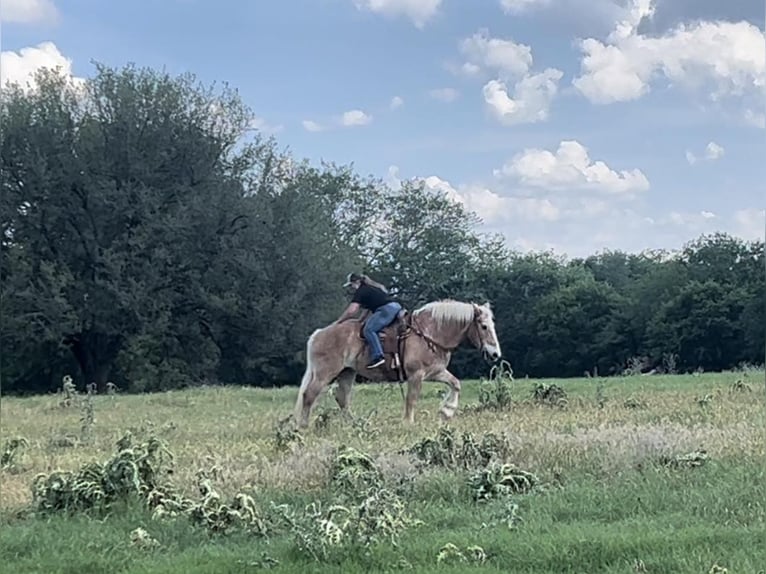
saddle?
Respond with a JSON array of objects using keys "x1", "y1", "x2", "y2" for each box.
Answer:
[{"x1": 357, "y1": 309, "x2": 412, "y2": 381}]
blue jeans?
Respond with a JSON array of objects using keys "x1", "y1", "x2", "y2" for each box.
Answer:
[{"x1": 363, "y1": 302, "x2": 402, "y2": 360}]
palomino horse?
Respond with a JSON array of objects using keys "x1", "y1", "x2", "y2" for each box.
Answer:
[{"x1": 294, "y1": 299, "x2": 502, "y2": 428}]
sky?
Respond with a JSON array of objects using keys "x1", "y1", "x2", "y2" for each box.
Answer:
[{"x1": 1, "y1": 0, "x2": 764, "y2": 257}]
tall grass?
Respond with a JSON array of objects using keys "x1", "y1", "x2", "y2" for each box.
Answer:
[{"x1": 1, "y1": 370, "x2": 764, "y2": 573}]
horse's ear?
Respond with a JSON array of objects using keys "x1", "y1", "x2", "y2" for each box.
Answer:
[{"x1": 483, "y1": 301, "x2": 491, "y2": 309}]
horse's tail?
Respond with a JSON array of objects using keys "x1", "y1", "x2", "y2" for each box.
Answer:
[{"x1": 294, "y1": 328, "x2": 321, "y2": 423}]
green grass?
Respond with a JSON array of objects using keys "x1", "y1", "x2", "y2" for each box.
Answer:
[{"x1": 1, "y1": 370, "x2": 765, "y2": 573}]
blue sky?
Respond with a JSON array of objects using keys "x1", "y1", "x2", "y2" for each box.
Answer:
[{"x1": 1, "y1": 0, "x2": 764, "y2": 256}]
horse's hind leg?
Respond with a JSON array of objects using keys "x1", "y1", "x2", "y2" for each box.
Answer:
[
  {"x1": 294, "y1": 336, "x2": 345, "y2": 428},
  {"x1": 295, "y1": 363, "x2": 337, "y2": 428},
  {"x1": 333, "y1": 369, "x2": 356, "y2": 415}
]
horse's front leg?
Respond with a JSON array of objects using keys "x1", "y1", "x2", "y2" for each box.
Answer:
[
  {"x1": 432, "y1": 369, "x2": 461, "y2": 420},
  {"x1": 404, "y1": 370, "x2": 424, "y2": 424}
]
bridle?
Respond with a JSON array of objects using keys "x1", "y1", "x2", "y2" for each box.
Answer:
[{"x1": 408, "y1": 306, "x2": 485, "y2": 356}]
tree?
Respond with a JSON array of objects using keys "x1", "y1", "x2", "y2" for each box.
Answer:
[
  {"x1": 646, "y1": 280, "x2": 748, "y2": 372},
  {"x1": 1, "y1": 64, "x2": 265, "y2": 391},
  {"x1": 366, "y1": 179, "x2": 507, "y2": 307}
]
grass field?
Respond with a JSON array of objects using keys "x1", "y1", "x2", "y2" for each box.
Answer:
[{"x1": 1, "y1": 369, "x2": 765, "y2": 574}]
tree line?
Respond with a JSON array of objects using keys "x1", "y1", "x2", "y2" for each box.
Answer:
[{"x1": 1, "y1": 64, "x2": 763, "y2": 395}]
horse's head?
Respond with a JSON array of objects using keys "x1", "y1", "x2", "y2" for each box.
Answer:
[{"x1": 467, "y1": 302, "x2": 502, "y2": 363}]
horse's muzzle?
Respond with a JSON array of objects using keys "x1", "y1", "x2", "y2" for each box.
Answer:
[{"x1": 483, "y1": 349, "x2": 501, "y2": 363}]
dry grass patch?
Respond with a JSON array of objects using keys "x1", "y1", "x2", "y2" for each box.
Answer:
[{"x1": 1, "y1": 372, "x2": 764, "y2": 512}]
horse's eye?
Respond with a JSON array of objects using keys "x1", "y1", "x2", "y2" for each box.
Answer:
[{"x1": 481, "y1": 324, "x2": 488, "y2": 330}]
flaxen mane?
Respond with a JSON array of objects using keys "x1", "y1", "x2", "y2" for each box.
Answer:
[{"x1": 413, "y1": 300, "x2": 477, "y2": 329}]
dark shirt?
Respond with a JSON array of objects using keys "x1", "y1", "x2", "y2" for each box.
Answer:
[{"x1": 352, "y1": 284, "x2": 392, "y2": 312}]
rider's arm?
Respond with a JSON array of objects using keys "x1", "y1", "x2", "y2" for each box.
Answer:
[{"x1": 336, "y1": 302, "x2": 361, "y2": 324}]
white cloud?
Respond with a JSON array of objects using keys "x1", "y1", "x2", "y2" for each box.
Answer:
[
  {"x1": 453, "y1": 29, "x2": 564, "y2": 126},
  {"x1": 390, "y1": 164, "x2": 757, "y2": 257},
  {"x1": 249, "y1": 116, "x2": 283, "y2": 135},
  {"x1": 499, "y1": 0, "x2": 549, "y2": 14},
  {"x1": 0, "y1": 41, "x2": 82, "y2": 91},
  {"x1": 428, "y1": 87, "x2": 459, "y2": 102},
  {"x1": 421, "y1": 175, "x2": 560, "y2": 224},
  {"x1": 483, "y1": 69, "x2": 563, "y2": 125},
  {"x1": 665, "y1": 210, "x2": 720, "y2": 228},
  {"x1": 573, "y1": 0, "x2": 765, "y2": 117},
  {"x1": 353, "y1": 0, "x2": 442, "y2": 28},
  {"x1": 389, "y1": 95, "x2": 404, "y2": 109},
  {"x1": 302, "y1": 119, "x2": 324, "y2": 132},
  {"x1": 386, "y1": 165, "x2": 402, "y2": 189},
  {"x1": 340, "y1": 109, "x2": 373, "y2": 126},
  {"x1": 495, "y1": 140, "x2": 650, "y2": 194},
  {"x1": 302, "y1": 110, "x2": 373, "y2": 131},
  {"x1": 744, "y1": 109, "x2": 765, "y2": 128},
  {"x1": 0, "y1": 0, "x2": 58, "y2": 24},
  {"x1": 458, "y1": 30, "x2": 533, "y2": 78},
  {"x1": 732, "y1": 208, "x2": 765, "y2": 241},
  {"x1": 705, "y1": 142, "x2": 725, "y2": 160},
  {"x1": 686, "y1": 141, "x2": 725, "y2": 164}
]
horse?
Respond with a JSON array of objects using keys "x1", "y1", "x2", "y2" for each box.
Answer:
[{"x1": 294, "y1": 299, "x2": 502, "y2": 428}]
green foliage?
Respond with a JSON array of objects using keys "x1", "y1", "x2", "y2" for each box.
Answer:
[
  {"x1": 406, "y1": 428, "x2": 510, "y2": 471},
  {"x1": 329, "y1": 445, "x2": 383, "y2": 494},
  {"x1": 54, "y1": 375, "x2": 79, "y2": 408},
  {"x1": 532, "y1": 383, "x2": 568, "y2": 408},
  {"x1": 1, "y1": 59, "x2": 763, "y2": 394},
  {"x1": 2, "y1": 376, "x2": 765, "y2": 572},
  {"x1": 660, "y1": 450, "x2": 709, "y2": 469},
  {"x1": 474, "y1": 360, "x2": 514, "y2": 412},
  {"x1": 29, "y1": 431, "x2": 174, "y2": 515},
  {"x1": 270, "y1": 489, "x2": 421, "y2": 562},
  {"x1": 263, "y1": 445, "x2": 421, "y2": 562},
  {"x1": 1, "y1": 437, "x2": 29, "y2": 473},
  {"x1": 623, "y1": 397, "x2": 647, "y2": 410},
  {"x1": 436, "y1": 543, "x2": 488, "y2": 565},
  {"x1": 272, "y1": 416, "x2": 304, "y2": 453},
  {"x1": 467, "y1": 462, "x2": 538, "y2": 501}
]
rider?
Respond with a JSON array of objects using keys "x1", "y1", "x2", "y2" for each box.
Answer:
[{"x1": 335, "y1": 272, "x2": 402, "y2": 369}]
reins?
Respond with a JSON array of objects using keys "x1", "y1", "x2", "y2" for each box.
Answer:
[{"x1": 407, "y1": 310, "x2": 476, "y2": 355}]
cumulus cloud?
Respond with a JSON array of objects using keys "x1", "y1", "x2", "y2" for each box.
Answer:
[
  {"x1": 302, "y1": 109, "x2": 373, "y2": 131},
  {"x1": 453, "y1": 29, "x2": 564, "y2": 126},
  {"x1": 572, "y1": 0, "x2": 765, "y2": 122},
  {"x1": 420, "y1": 175, "x2": 561, "y2": 224},
  {"x1": 0, "y1": 41, "x2": 83, "y2": 91},
  {"x1": 458, "y1": 30, "x2": 533, "y2": 78},
  {"x1": 302, "y1": 120, "x2": 324, "y2": 132},
  {"x1": 353, "y1": 0, "x2": 442, "y2": 28},
  {"x1": 389, "y1": 95, "x2": 404, "y2": 109},
  {"x1": 249, "y1": 116, "x2": 283, "y2": 135},
  {"x1": 499, "y1": 0, "x2": 550, "y2": 14},
  {"x1": 428, "y1": 87, "x2": 459, "y2": 102},
  {"x1": 1, "y1": 0, "x2": 58, "y2": 24},
  {"x1": 483, "y1": 69, "x2": 563, "y2": 125},
  {"x1": 732, "y1": 208, "x2": 765, "y2": 241},
  {"x1": 686, "y1": 141, "x2": 725, "y2": 164},
  {"x1": 340, "y1": 109, "x2": 373, "y2": 126},
  {"x1": 495, "y1": 140, "x2": 650, "y2": 194},
  {"x1": 390, "y1": 160, "x2": 753, "y2": 257},
  {"x1": 388, "y1": 167, "x2": 560, "y2": 225}
]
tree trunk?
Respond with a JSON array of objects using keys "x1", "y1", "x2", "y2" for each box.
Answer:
[{"x1": 64, "y1": 331, "x2": 120, "y2": 391}]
